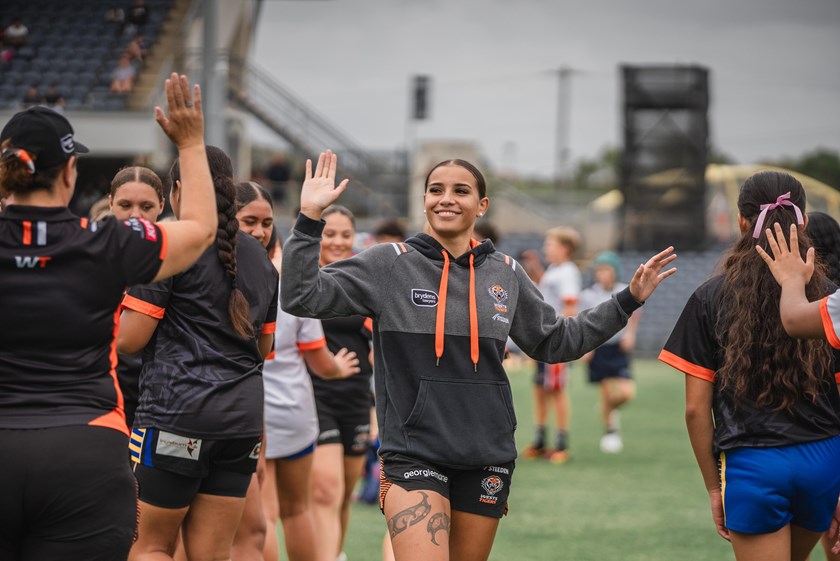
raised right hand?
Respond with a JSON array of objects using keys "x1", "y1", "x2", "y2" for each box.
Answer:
[
  {"x1": 299, "y1": 150, "x2": 349, "y2": 221},
  {"x1": 154, "y1": 73, "x2": 204, "y2": 150}
]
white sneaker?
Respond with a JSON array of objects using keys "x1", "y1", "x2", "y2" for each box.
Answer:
[{"x1": 599, "y1": 432, "x2": 623, "y2": 454}]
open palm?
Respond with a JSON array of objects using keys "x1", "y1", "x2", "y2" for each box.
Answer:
[
  {"x1": 628, "y1": 246, "x2": 677, "y2": 302},
  {"x1": 299, "y1": 150, "x2": 349, "y2": 220}
]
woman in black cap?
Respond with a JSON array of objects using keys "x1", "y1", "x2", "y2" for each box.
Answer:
[{"x1": 0, "y1": 73, "x2": 217, "y2": 561}]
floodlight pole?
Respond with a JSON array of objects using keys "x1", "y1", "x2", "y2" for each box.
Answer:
[
  {"x1": 202, "y1": 0, "x2": 225, "y2": 150},
  {"x1": 554, "y1": 66, "x2": 577, "y2": 189}
]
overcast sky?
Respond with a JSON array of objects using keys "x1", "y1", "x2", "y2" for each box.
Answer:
[{"x1": 252, "y1": 0, "x2": 840, "y2": 178}]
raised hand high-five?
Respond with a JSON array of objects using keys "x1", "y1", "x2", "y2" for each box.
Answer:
[
  {"x1": 155, "y1": 73, "x2": 204, "y2": 150},
  {"x1": 300, "y1": 150, "x2": 349, "y2": 221},
  {"x1": 628, "y1": 246, "x2": 677, "y2": 303},
  {"x1": 755, "y1": 222, "x2": 815, "y2": 288},
  {"x1": 755, "y1": 222, "x2": 825, "y2": 339}
]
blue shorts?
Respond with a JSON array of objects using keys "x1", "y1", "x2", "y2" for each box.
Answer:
[
  {"x1": 588, "y1": 343, "x2": 631, "y2": 383},
  {"x1": 721, "y1": 435, "x2": 840, "y2": 534}
]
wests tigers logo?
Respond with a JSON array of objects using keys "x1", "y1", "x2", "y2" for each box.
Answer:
[
  {"x1": 481, "y1": 475, "x2": 503, "y2": 496},
  {"x1": 488, "y1": 285, "x2": 508, "y2": 313}
]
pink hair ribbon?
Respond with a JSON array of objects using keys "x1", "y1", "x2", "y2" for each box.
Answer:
[
  {"x1": 1, "y1": 147, "x2": 35, "y2": 175},
  {"x1": 752, "y1": 191, "x2": 804, "y2": 239}
]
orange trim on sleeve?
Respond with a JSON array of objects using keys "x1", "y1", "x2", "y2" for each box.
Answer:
[
  {"x1": 157, "y1": 223, "x2": 168, "y2": 262},
  {"x1": 88, "y1": 308, "x2": 129, "y2": 436},
  {"x1": 121, "y1": 294, "x2": 166, "y2": 319},
  {"x1": 658, "y1": 349, "x2": 715, "y2": 383},
  {"x1": 265, "y1": 350, "x2": 276, "y2": 360},
  {"x1": 820, "y1": 297, "x2": 840, "y2": 349},
  {"x1": 834, "y1": 372, "x2": 840, "y2": 384},
  {"x1": 80, "y1": 217, "x2": 89, "y2": 229},
  {"x1": 363, "y1": 317, "x2": 374, "y2": 333},
  {"x1": 21, "y1": 220, "x2": 31, "y2": 245},
  {"x1": 261, "y1": 321, "x2": 276, "y2": 335},
  {"x1": 298, "y1": 337, "x2": 327, "y2": 352}
]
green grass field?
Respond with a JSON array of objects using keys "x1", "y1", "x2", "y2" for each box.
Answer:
[{"x1": 277, "y1": 359, "x2": 830, "y2": 561}]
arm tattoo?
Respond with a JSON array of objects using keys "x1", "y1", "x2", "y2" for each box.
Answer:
[
  {"x1": 427, "y1": 512, "x2": 451, "y2": 546},
  {"x1": 387, "y1": 491, "x2": 432, "y2": 539}
]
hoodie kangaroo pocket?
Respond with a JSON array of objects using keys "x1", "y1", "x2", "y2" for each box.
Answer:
[{"x1": 404, "y1": 377, "x2": 517, "y2": 467}]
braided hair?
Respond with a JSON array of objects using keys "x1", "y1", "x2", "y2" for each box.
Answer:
[{"x1": 170, "y1": 146, "x2": 254, "y2": 338}]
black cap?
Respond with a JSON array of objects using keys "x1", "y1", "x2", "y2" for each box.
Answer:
[{"x1": 0, "y1": 106, "x2": 89, "y2": 170}]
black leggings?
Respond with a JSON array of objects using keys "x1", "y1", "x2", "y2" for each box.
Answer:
[{"x1": 0, "y1": 426, "x2": 137, "y2": 561}]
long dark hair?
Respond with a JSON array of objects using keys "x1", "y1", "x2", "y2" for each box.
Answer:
[
  {"x1": 110, "y1": 166, "x2": 165, "y2": 203},
  {"x1": 235, "y1": 181, "x2": 273, "y2": 212},
  {"x1": 716, "y1": 171, "x2": 832, "y2": 412},
  {"x1": 170, "y1": 146, "x2": 254, "y2": 339},
  {"x1": 807, "y1": 211, "x2": 840, "y2": 286}
]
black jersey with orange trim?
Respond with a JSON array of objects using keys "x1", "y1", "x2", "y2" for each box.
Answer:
[
  {"x1": 660, "y1": 275, "x2": 840, "y2": 453},
  {"x1": 309, "y1": 314, "x2": 373, "y2": 410},
  {"x1": 0, "y1": 206, "x2": 166, "y2": 434},
  {"x1": 124, "y1": 233, "x2": 278, "y2": 438}
]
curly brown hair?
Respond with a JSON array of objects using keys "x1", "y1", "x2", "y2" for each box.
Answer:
[{"x1": 716, "y1": 171, "x2": 833, "y2": 412}]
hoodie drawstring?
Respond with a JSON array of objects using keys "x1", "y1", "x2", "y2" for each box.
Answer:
[
  {"x1": 434, "y1": 251, "x2": 450, "y2": 366},
  {"x1": 434, "y1": 250, "x2": 479, "y2": 371},
  {"x1": 468, "y1": 253, "x2": 479, "y2": 371}
]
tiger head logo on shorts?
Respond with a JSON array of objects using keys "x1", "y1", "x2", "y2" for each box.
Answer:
[
  {"x1": 488, "y1": 285, "x2": 508, "y2": 313},
  {"x1": 481, "y1": 475, "x2": 503, "y2": 496}
]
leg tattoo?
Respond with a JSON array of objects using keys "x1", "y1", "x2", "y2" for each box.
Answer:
[
  {"x1": 387, "y1": 491, "x2": 432, "y2": 539},
  {"x1": 427, "y1": 512, "x2": 451, "y2": 546}
]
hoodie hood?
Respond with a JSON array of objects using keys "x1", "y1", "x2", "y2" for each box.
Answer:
[{"x1": 405, "y1": 232, "x2": 496, "y2": 267}]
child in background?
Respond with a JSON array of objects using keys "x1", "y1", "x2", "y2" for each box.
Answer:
[
  {"x1": 579, "y1": 252, "x2": 639, "y2": 453},
  {"x1": 523, "y1": 227, "x2": 581, "y2": 463}
]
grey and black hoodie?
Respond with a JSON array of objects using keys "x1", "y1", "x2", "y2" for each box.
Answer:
[{"x1": 282, "y1": 214, "x2": 642, "y2": 469}]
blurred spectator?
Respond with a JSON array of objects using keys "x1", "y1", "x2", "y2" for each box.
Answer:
[
  {"x1": 473, "y1": 221, "x2": 501, "y2": 245},
  {"x1": 4, "y1": 18, "x2": 28, "y2": 47},
  {"x1": 21, "y1": 84, "x2": 40, "y2": 108},
  {"x1": 127, "y1": 0, "x2": 149, "y2": 27},
  {"x1": 372, "y1": 219, "x2": 406, "y2": 244},
  {"x1": 125, "y1": 35, "x2": 146, "y2": 63},
  {"x1": 105, "y1": 5, "x2": 125, "y2": 25},
  {"x1": 1, "y1": 42, "x2": 15, "y2": 64},
  {"x1": 105, "y1": 5, "x2": 126, "y2": 34},
  {"x1": 110, "y1": 54, "x2": 137, "y2": 94},
  {"x1": 519, "y1": 249, "x2": 545, "y2": 284},
  {"x1": 43, "y1": 84, "x2": 65, "y2": 113},
  {"x1": 266, "y1": 153, "x2": 291, "y2": 204}
]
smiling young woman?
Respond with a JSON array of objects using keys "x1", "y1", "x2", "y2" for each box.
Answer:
[{"x1": 281, "y1": 150, "x2": 675, "y2": 561}]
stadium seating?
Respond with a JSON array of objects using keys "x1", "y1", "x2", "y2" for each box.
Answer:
[{"x1": 0, "y1": 0, "x2": 173, "y2": 110}]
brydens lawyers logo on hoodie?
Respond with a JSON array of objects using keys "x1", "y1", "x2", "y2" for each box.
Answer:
[{"x1": 412, "y1": 288, "x2": 438, "y2": 307}]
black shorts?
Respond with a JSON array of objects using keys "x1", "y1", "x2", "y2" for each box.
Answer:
[
  {"x1": 380, "y1": 453, "x2": 514, "y2": 519},
  {"x1": 131, "y1": 427, "x2": 260, "y2": 508},
  {"x1": 315, "y1": 400, "x2": 370, "y2": 456},
  {"x1": 0, "y1": 426, "x2": 137, "y2": 561},
  {"x1": 588, "y1": 344, "x2": 631, "y2": 384}
]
